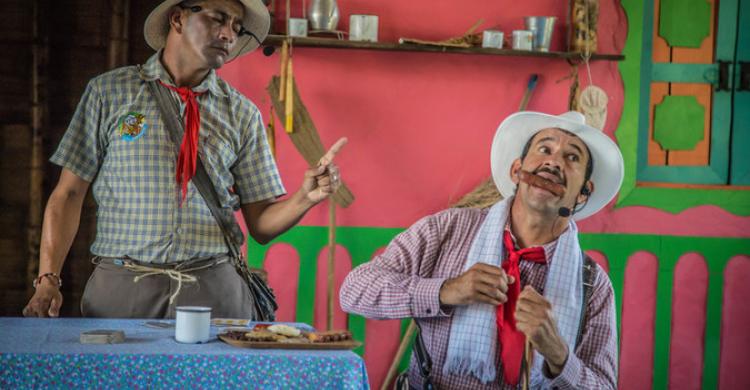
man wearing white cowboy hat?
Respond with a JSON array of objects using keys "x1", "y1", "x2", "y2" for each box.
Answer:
[
  {"x1": 24, "y1": 0, "x2": 347, "y2": 319},
  {"x1": 341, "y1": 111, "x2": 621, "y2": 389}
]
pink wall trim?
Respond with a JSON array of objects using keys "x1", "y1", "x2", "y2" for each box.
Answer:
[
  {"x1": 584, "y1": 250, "x2": 610, "y2": 273},
  {"x1": 313, "y1": 244, "x2": 352, "y2": 331},
  {"x1": 718, "y1": 256, "x2": 750, "y2": 390},
  {"x1": 264, "y1": 243, "x2": 301, "y2": 322},
  {"x1": 363, "y1": 319, "x2": 402, "y2": 390},
  {"x1": 618, "y1": 251, "x2": 658, "y2": 390},
  {"x1": 668, "y1": 254, "x2": 708, "y2": 390}
]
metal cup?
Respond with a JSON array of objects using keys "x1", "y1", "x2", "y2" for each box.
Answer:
[
  {"x1": 482, "y1": 30, "x2": 504, "y2": 49},
  {"x1": 512, "y1": 30, "x2": 534, "y2": 51},
  {"x1": 524, "y1": 16, "x2": 557, "y2": 52},
  {"x1": 349, "y1": 15, "x2": 379, "y2": 42},
  {"x1": 175, "y1": 306, "x2": 211, "y2": 344},
  {"x1": 288, "y1": 18, "x2": 308, "y2": 37}
]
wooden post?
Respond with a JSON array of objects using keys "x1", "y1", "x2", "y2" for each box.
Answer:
[
  {"x1": 108, "y1": 0, "x2": 130, "y2": 69},
  {"x1": 27, "y1": 0, "x2": 49, "y2": 296},
  {"x1": 326, "y1": 200, "x2": 336, "y2": 330},
  {"x1": 381, "y1": 320, "x2": 418, "y2": 390},
  {"x1": 285, "y1": 0, "x2": 291, "y2": 35}
]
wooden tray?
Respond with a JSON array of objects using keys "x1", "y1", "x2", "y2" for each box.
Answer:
[{"x1": 218, "y1": 334, "x2": 361, "y2": 350}]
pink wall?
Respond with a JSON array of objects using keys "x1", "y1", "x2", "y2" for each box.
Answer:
[
  {"x1": 221, "y1": 0, "x2": 750, "y2": 237},
  {"x1": 219, "y1": 0, "x2": 750, "y2": 388}
]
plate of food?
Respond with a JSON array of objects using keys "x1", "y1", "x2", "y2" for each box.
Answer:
[{"x1": 219, "y1": 324, "x2": 361, "y2": 350}]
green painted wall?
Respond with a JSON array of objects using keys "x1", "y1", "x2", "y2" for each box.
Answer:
[{"x1": 248, "y1": 225, "x2": 750, "y2": 390}]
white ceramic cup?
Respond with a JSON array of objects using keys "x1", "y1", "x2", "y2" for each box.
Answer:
[
  {"x1": 512, "y1": 30, "x2": 534, "y2": 51},
  {"x1": 482, "y1": 30, "x2": 504, "y2": 49},
  {"x1": 288, "y1": 18, "x2": 308, "y2": 37},
  {"x1": 349, "y1": 14, "x2": 378, "y2": 42},
  {"x1": 175, "y1": 306, "x2": 211, "y2": 343}
]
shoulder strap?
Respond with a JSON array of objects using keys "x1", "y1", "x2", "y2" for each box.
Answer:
[
  {"x1": 575, "y1": 255, "x2": 597, "y2": 347},
  {"x1": 413, "y1": 321, "x2": 434, "y2": 390},
  {"x1": 144, "y1": 77, "x2": 245, "y2": 258}
]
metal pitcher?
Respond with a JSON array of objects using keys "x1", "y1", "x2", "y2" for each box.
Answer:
[{"x1": 308, "y1": 0, "x2": 340, "y2": 31}]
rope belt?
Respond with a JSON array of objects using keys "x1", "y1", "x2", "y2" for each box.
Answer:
[{"x1": 98, "y1": 256, "x2": 229, "y2": 305}]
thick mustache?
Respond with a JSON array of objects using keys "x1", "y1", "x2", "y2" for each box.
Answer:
[{"x1": 534, "y1": 166, "x2": 565, "y2": 185}]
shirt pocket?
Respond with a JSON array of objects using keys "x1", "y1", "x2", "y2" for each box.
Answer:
[{"x1": 104, "y1": 104, "x2": 176, "y2": 183}]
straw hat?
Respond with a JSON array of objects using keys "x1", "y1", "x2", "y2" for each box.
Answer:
[
  {"x1": 144, "y1": 0, "x2": 270, "y2": 58},
  {"x1": 490, "y1": 111, "x2": 624, "y2": 220}
]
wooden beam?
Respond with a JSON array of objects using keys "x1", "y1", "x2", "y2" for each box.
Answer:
[
  {"x1": 27, "y1": 0, "x2": 48, "y2": 298},
  {"x1": 264, "y1": 35, "x2": 625, "y2": 61},
  {"x1": 267, "y1": 76, "x2": 355, "y2": 207}
]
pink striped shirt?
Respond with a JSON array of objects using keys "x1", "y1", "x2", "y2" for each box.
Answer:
[{"x1": 340, "y1": 208, "x2": 617, "y2": 389}]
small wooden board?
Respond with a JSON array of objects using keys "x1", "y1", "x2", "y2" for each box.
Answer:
[
  {"x1": 80, "y1": 329, "x2": 125, "y2": 344},
  {"x1": 218, "y1": 334, "x2": 361, "y2": 350}
]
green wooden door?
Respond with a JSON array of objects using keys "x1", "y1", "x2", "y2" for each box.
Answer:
[
  {"x1": 730, "y1": 0, "x2": 750, "y2": 185},
  {"x1": 638, "y1": 0, "x2": 738, "y2": 185}
]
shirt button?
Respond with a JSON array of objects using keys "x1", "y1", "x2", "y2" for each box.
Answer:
[
  {"x1": 176, "y1": 227, "x2": 183, "y2": 234},
  {"x1": 426, "y1": 308, "x2": 432, "y2": 314}
]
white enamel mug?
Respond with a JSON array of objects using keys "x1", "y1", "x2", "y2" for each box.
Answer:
[{"x1": 175, "y1": 306, "x2": 211, "y2": 343}]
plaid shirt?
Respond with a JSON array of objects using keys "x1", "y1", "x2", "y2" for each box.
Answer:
[
  {"x1": 51, "y1": 52, "x2": 285, "y2": 263},
  {"x1": 340, "y1": 208, "x2": 618, "y2": 389}
]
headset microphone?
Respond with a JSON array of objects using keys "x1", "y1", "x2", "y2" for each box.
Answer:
[
  {"x1": 558, "y1": 207, "x2": 572, "y2": 217},
  {"x1": 239, "y1": 27, "x2": 276, "y2": 57},
  {"x1": 262, "y1": 45, "x2": 276, "y2": 56}
]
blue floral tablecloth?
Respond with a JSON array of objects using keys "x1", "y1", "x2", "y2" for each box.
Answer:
[{"x1": 0, "y1": 318, "x2": 369, "y2": 389}]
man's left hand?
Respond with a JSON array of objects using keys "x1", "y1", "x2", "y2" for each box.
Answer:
[
  {"x1": 301, "y1": 137, "x2": 347, "y2": 205},
  {"x1": 515, "y1": 285, "x2": 569, "y2": 376}
]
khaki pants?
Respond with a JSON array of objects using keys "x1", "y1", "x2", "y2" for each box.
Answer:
[{"x1": 80, "y1": 256, "x2": 257, "y2": 319}]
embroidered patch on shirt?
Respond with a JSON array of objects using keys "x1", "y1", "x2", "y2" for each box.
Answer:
[{"x1": 119, "y1": 112, "x2": 148, "y2": 141}]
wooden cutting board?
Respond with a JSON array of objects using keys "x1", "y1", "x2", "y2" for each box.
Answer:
[{"x1": 218, "y1": 334, "x2": 361, "y2": 350}]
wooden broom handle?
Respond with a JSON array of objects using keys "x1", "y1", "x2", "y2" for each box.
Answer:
[{"x1": 326, "y1": 200, "x2": 336, "y2": 330}]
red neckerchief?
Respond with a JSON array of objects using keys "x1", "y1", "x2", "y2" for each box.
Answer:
[
  {"x1": 497, "y1": 230, "x2": 546, "y2": 385},
  {"x1": 159, "y1": 81, "x2": 205, "y2": 204}
]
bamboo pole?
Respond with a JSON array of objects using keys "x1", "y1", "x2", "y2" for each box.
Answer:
[
  {"x1": 279, "y1": 40, "x2": 289, "y2": 101},
  {"x1": 27, "y1": 0, "x2": 48, "y2": 296},
  {"x1": 284, "y1": 58, "x2": 294, "y2": 133},
  {"x1": 326, "y1": 200, "x2": 336, "y2": 330},
  {"x1": 381, "y1": 320, "x2": 418, "y2": 390},
  {"x1": 522, "y1": 339, "x2": 531, "y2": 390}
]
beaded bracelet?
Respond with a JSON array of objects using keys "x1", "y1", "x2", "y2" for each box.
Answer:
[{"x1": 32, "y1": 272, "x2": 62, "y2": 289}]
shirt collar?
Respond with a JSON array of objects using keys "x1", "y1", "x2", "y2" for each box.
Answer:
[
  {"x1": 139, "y1": 50, "x2": 227, "y2": 98},
  {"x1": 504, "y1": 223, "x2": 559, "y2": 264}
]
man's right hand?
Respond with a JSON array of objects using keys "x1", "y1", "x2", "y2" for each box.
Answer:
[
  {"x1": 22, "y1": 282, "x2": 63, "y2": 318},
  {"x1": 439, "y1": 263, "x2": 515, "y2": 306}
]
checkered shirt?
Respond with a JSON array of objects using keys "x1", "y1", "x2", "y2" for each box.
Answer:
[
  {"x1": 340, "y1": 208, "x2": 618, "y2": 389},
  {"x1": 50, "y1": 52, "x2": 286, "y2": 263}
]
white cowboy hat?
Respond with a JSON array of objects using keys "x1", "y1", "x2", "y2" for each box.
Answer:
[
  {"x1": 144, "y1": 0, "x2": 270, "y2": 58},
  {"x1": 490, "y1": 111, "x2": 624, "y2": 220}
]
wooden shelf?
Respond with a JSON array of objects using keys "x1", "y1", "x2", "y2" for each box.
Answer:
[{"x1": 265, "y1": 35, "x2": 625, "y2": 61}]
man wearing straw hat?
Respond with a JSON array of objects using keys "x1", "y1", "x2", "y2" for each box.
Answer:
[
  {"x1": 23, "y1": 0, "x2": 346, "y2": 319},
  {"x1": 341, "y1": 111, "x2": 620, "y2": 389}
]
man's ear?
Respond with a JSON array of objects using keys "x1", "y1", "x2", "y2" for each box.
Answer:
[
  {"x1": 168, "y1": 7, "x2": 185, "y2": 34},
  {"x1": 510, "y1": 159, "x2": 522, "y2": 185},
  {"x1": 577, "y1": 180, "x2": 594, "y2": 204}
]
